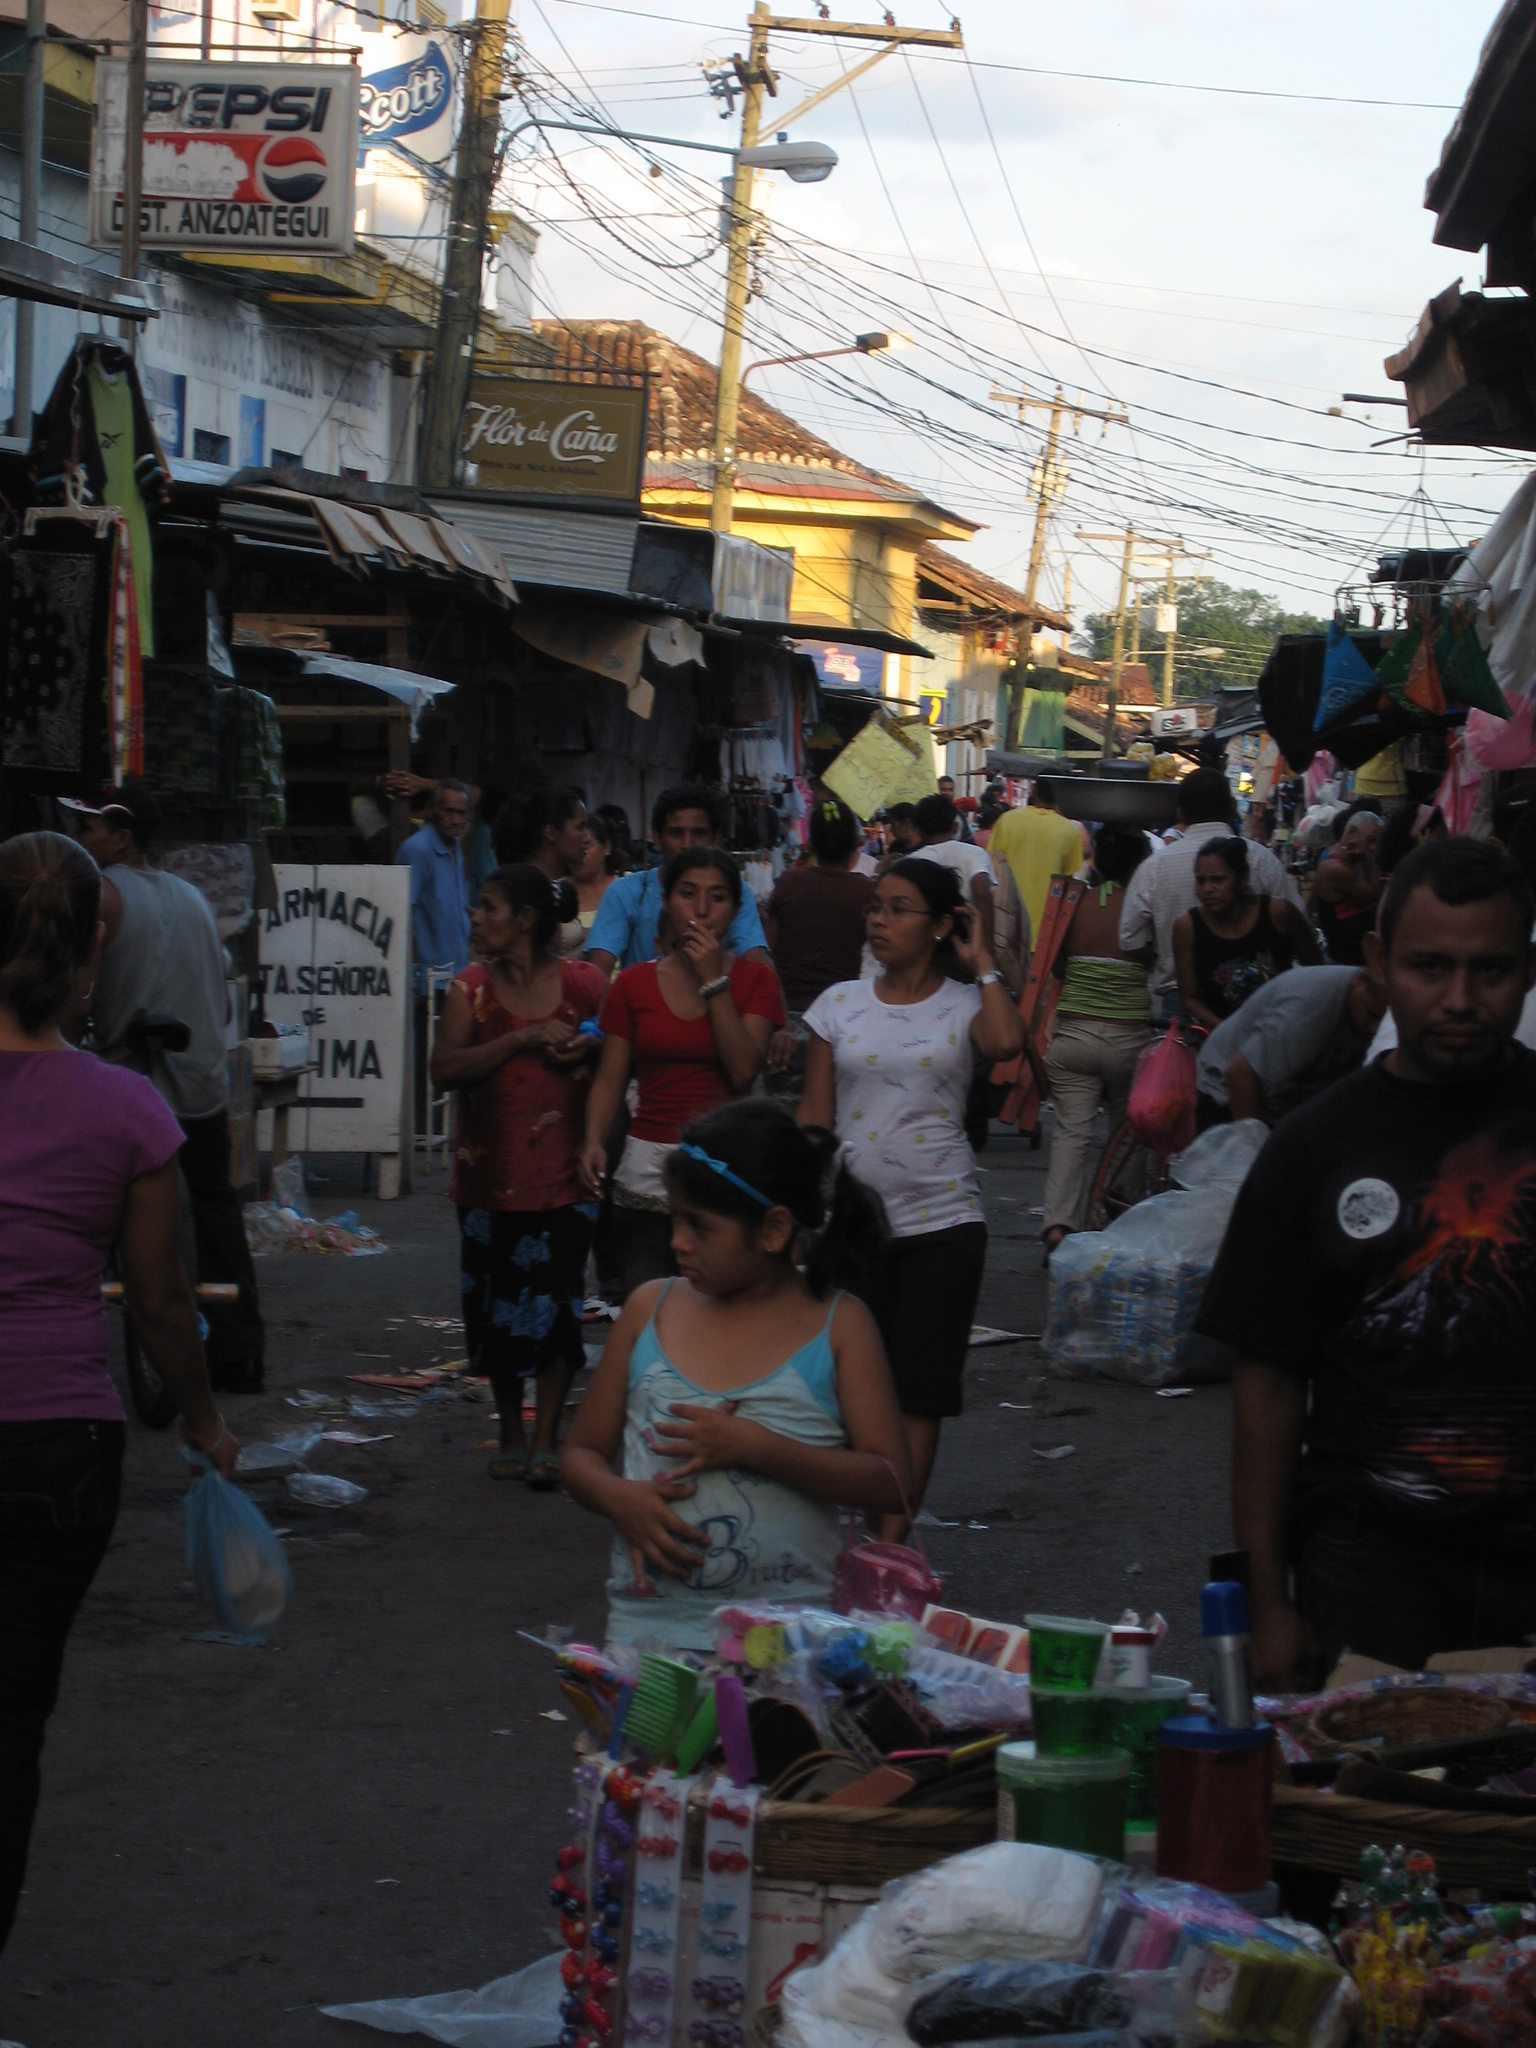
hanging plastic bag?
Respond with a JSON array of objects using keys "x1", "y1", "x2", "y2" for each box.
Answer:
[
  {"x1": 185, "y1": 1456, "x2": 292, "y2": 1643},
  {"x1": 1126, "y1": 1025, "x2": 1197, "y2": 1158},
  {"x1": 1314, "y1": 620, "x2": 1381, "y2": 730},
  {"x1": 1438, "y1": 619, "x2": 1510, "y2": 717}
]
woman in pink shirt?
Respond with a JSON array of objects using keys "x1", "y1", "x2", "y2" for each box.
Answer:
[{"x1": 0, "y1": 832, "x2": 236, "y2": 1954}]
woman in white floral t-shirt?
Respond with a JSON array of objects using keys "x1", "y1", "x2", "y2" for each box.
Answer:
[{"x1": 799, "y1": 858, "x2": 1024, "y2": 1534}]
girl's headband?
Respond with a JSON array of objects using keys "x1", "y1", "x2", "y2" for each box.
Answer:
[{"x1": 674, "y1": 1144, "x2": 804, "y2": 1233}]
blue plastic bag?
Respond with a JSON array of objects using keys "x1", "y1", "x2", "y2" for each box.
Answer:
[
  {"x1": 185, "y1": 1458, "x2": 292, "y2": 1643},
  {"x1": 1314, "y1": 618, "x2": 1381, "y2": 730}
]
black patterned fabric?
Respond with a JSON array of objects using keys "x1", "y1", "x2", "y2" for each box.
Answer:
[{"x1": 1, "y1": 527, "x2": 113, "y2": 788}]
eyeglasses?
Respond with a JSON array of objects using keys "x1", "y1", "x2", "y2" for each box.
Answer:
[{"x1": 864, "y1": 902, "x2": 933, "y2": 922}]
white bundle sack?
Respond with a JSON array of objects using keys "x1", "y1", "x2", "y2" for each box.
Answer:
[{"x1": 866, "y1": 1842, "x2": 1106, "y2": 1983}]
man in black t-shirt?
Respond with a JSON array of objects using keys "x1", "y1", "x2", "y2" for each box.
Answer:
[{"x1": 1198, "y1": 837, "x2": 1536, "y2": 1687}]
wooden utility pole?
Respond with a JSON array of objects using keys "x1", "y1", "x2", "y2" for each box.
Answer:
[
  {"x1": 119, "y1": 0, "x2": 147, "y2": 350},
  {"x1": 1076, "y1": 527, "x2": 1137, "y2": 761},
  {"x1": 12, "y1": 0, "x2": 45, "y2": 432},
  {"x1": 992, "y1": 385, "x2": 1125, "y2": 745},
  {"x1": 419, "y1": 0, "x2": 513, "y2": 491},
  {"x1": 1146, "y1": 538, "x2": 1212, "y2": 707},
  {"x1": 709, "y1": 9, "x2": 963, "y2": 536}
]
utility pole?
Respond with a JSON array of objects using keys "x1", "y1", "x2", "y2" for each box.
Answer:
[
  {"x1": 709, "y1": 9, "x2": 963, "y2": 536},
  {"x1": 1076, "y1": 527, "x2": 1138, "y2": 761},
  {"x1": 992, "y1": 385, "x2": 1126, "y2": 745},
  {"x1": 419, "y1": 0, "x2": 513, "y2": 491},
  {"x1": 119, "y1": 0, "x2": 147, "y2": 351},
  {"x1": 1145, "y1": 538, "x2": 1212, "y2": 707},
  {"x1": 12, "y1": 0, "x2": 44, "y2": 435}
]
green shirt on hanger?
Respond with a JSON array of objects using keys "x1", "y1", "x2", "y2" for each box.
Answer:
[{"x1": 87, "y1": 360, "x2": 156, "y2": 657}]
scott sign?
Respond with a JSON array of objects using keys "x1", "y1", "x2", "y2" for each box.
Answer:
[
  {"x1": 457, "y1": 377, "x2": 646, "y2": 501},
  {"x1": 90, "y1": 60, "x2": 359, "y2": 255},
  {"x1": 359, "y1": 43, "x2": 453, "y2": 148}
]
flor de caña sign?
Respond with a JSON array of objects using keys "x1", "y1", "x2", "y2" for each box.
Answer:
[
  {"x1": 457, "y1": 377, "x2": 646, "y2": 501},
  {"x1": 90, "y1": 60, "x2": 358, "y2": 256}
]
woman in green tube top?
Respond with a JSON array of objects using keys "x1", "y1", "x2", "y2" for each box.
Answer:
[{"x1": 1042, "y1": 825, "x2": 1157, "y2": 1256}]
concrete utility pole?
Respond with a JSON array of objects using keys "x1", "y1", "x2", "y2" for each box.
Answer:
[
  {"x1": 12, "y1": 0, "x2": 45, "y2": 435},
  {"x1": 709, "y1": 8, "x2": 963, "y2": 536},
  {"x1": 119, "y1": 0, "x2": 148, "y2": 350},
  {"x1": 1076, "y1": 527, "x2": 1138, "y2": 761},
  {"x1": 992, "y1": 384, "x2": 1126, "y2": 745},
  {"x1": 1145, "y1": 537, "x2": 1212, "y2": 707},
  {"x1": 419, "y1": 0, "x2": 513, "y2": 492}
]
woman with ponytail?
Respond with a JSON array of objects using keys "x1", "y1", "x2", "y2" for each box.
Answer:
[
  {"x1": 562, "y1": 1098, "x2": 909, "y2": 1648},
  {"x1": 0, "y1": 831, "x2": 236, "y2": 1953},
  {"x1": 432, "y1": 864, "x2": 608, "y2": 1486},
  {"x1": 799, "y1": 856, "x2": 1025, "y2": 1535}
]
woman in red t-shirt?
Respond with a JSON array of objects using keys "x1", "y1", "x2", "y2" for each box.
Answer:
[
  {"x1": 432, "y1": 866, "x2": 607, "y2": 1485},
  {"x1": 579, "y1": 849, "x2": 784, "y2": 1297}
]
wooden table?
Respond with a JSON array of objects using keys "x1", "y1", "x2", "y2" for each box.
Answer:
[{"x1": 253, "y1": 1065, "x2": 318, "y2": 1195}]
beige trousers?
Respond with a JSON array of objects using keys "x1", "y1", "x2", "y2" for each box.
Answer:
[{"x1": 1043, "y1": 1015, "x2": 1155, "y2": 1234}]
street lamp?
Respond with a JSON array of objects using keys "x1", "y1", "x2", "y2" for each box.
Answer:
[
  {"x1": 740, "y1": 330, "x2": 911, "y2": 388},
  {"x1": 737, "y1": 135, "x2": 838, "y2": 183}
]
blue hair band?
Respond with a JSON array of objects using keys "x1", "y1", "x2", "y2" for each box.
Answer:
[{"x1": 674, "y1": 1144, "x2": 804, "y2": 1233}]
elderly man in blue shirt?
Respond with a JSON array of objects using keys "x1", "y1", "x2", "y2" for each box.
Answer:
[
  {"x1": 397, "y1": 779, "x2": 474, "y2": 990},
  {"x1": 583, "y1": 783, "x2": 771, "y2": 974}
]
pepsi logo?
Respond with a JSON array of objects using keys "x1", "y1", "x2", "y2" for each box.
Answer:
[{"x1": 261, "y1": 136, "x2": 328, "y2": 204}]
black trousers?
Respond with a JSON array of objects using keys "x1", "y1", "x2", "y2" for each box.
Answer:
[
  {"x1": 177, "y1": 1107, "x2": 265, "y2": 1367},
  {"x1": 1295, "y1": 1500, "x2": 1536, "y2": 1675},
  {"x1": 0, "y1": 1419, "x2": 124, "y2": 1952}
]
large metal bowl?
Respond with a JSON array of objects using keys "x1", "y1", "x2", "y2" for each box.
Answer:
[{"x1": 1048, "y1": 777, "x2": 1181, "y2": 828}]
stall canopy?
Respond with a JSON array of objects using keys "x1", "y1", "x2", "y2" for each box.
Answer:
[{"x1": 0, "y1": 235, "x2": 157, "y2": 320}]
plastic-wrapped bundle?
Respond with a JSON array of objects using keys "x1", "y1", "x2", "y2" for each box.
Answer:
[
  {"x1": 906, "y1": 1963, "x2": 1130, "y2": 2042},
  {"x1": 870, "y1": 1844, "x2": 1106, "y2": 1984},
  {"x1": 1042, "y1": 1124, "x2": 1266, "y2": 1388}
]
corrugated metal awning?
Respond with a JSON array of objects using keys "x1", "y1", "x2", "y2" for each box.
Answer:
[{"x1": 429, "y1": 498, "x2": 639, "y2": 596}]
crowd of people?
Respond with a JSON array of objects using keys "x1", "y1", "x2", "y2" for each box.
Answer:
[{"x1": 3, "y1": 750, "x2": 1535, "y2": 1954}]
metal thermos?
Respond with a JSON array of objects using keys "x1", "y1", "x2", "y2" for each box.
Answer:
[{"x1": 1201, "y1": 1579, "x2": 1255, "y2": 1730}]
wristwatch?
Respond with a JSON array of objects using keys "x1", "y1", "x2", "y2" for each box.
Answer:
[
  {"x1": 976, "y1": 971, "x2": 1003, "y2": 988},
  {"x1": 698, "y1": 974, "x2": 731, "y2": 1001}
]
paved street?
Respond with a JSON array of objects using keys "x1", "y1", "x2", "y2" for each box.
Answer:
[{"x1": 2, "y1": 1122, "x2": 1230, "y2": 2046}]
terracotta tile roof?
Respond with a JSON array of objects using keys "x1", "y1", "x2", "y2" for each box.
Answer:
[
  {"x1": 916, "y1": 542, "x2": 1069, "y2": 631},
  {"x1": 532, "y1": 318, "x2": 900, "y2": 481}
]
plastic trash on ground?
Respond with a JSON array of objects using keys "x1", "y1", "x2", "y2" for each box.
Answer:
[
  {"x1": 243, "y1": 1200, "x2": 386, "y2": 1256},
  {"x1": 287, "y1": 1472, "x2": 368, "y2": 1508},
  {"x1": 1042, "y1": 1121, "x2": 1267, "y2": 1388},
  {"x1": 232, "y1": 1429, "x2": 322, "y2": 1475},
  {"x1": 320, "y1": 1948, "x2": 564, "y2": 2045},
  {"x1": 185, "y1": 1459, "x2": 292, "y2": 1642}
]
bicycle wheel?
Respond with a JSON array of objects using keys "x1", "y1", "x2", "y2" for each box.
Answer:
[
  {"x1": 124, "y1": 1314, "x2": 180, "y2": 1429},
  {"x1": 1087, "y1": 1120, "x2": 1167, "y2": 1232}
]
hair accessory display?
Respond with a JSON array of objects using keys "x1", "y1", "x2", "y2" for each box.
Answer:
[
  {"x1": 637, "y1": 1881, "x2": 676, "y2": 1911},
  {"x1": 627, "y1": 1969, "x2": 673, "y2": 2004},
  {"x1": 698, "y1": 1930, "x2": 745, "y2": 1961},
  {"x1": 691, "y1": 1977, "x2": 746, "y2": 2013}
]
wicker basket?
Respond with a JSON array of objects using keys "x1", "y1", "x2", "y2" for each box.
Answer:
[
  {"x1": 1273, "y1": 1781, "x2": 1536, "y2": 1895},
  {"x1": 1302, "y1": 1689, "x2": 1511, "y2": 1757},
  {"x1": 755, "y1": 1800, "x2": 995, "y2": 1885}
]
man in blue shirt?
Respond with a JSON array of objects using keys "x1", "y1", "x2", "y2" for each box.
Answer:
[
  {"x1": 584, "y1": 783, "x2": 771, "y2": 974},
  {"x1": 397, "y1": 779, "x2": 473, "y2": 988}
]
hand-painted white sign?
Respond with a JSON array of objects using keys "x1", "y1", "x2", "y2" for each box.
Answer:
[{"x1": 257, "y1": 865, "x2": 410, "y2": 1188}]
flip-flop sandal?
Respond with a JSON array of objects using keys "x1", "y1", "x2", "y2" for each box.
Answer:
[
  {"x1": 488, "y1": 1451, "x2": 531, "y2": 1480},
  {"x1": 526, "y1": 1451, "x2": 561, "y2": 1492}
]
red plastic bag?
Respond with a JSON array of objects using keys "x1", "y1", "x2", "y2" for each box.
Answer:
[{"x1": 1127, "y1": 1023, "x2": 1197, "y2": 1157}]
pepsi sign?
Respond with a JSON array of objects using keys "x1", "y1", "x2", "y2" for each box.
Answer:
[
  {"x1": 90, "y1": 59, "x2": 359, "y2": 255},
  {"x1": 359, "y1": 43, "x2": 453, "y2": 151}
]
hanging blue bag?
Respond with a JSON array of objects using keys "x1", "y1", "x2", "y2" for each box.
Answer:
[
  {"x1": 184, "y1": 1455, "x2": 292, "y2": 1643},
  {"x1": 1314, "y1": 618, "x2": 1382, "y2": 730}
]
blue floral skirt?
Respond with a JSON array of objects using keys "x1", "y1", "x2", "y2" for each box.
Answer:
[{"x1": 457, "y1": 1203, "x2": 597, "y2": 1385}]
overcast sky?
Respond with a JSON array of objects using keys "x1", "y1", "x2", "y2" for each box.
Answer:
[{"x1": 507, "y1": 0, "x2": 1524, "y2": 628}]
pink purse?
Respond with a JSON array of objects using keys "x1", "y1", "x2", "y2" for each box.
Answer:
[{"x1": 831, "y1": 1460, "x2": 944, "y2": 1620}]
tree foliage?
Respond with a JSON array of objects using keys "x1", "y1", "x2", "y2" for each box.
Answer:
[{"x1": 1074, "y1": 580, "x2": 1328, "y2": 701}]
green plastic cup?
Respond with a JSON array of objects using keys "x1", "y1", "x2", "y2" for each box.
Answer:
[
  {"x1": 1030, "y1": 1686, "x2": 1107, "y2": 1756},
  {"x1": 997, "y1": 1742, "x2": 1130, "y2": 1861},
  {"x1": 1025, "y1": 1614, "x2": 1108, "y2": 1692},
  {"x1": 1101, "y1": 1677, "x2": 1193, "y2": 1825}
]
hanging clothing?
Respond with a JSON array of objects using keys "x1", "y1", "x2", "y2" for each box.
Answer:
[{"x1": 27, "y1": 341, "x2": 168, "y2": 660}]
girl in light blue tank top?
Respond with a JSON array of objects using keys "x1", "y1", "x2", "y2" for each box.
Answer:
[{"x1": 561, "y1": 1100, "x2": 912, "y2": 1652}]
